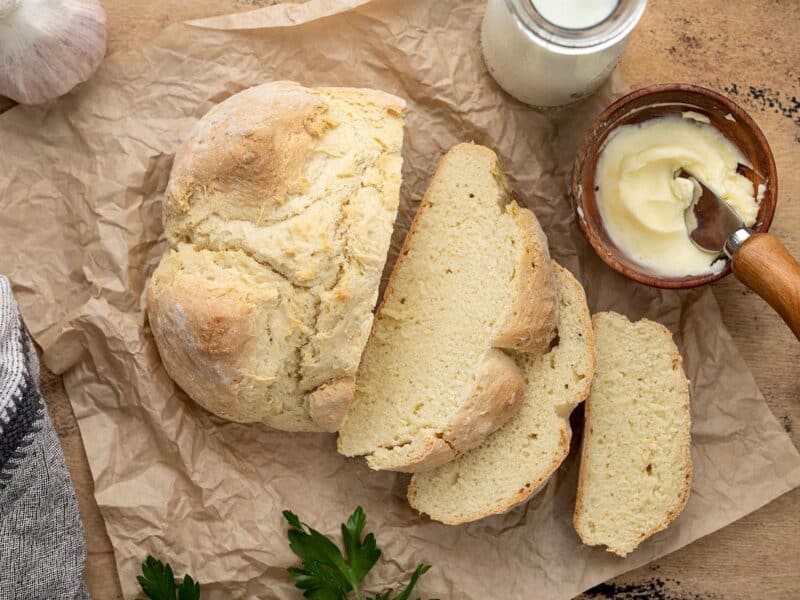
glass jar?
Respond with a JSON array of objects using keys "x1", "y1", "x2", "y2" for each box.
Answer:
[{"x1": 481, "y1": 0, "x2": 647, "y2": 107}]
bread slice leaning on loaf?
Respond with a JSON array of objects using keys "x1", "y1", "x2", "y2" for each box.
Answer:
[
  {"x1": 337, "y1": 143, "x2": 558, "y2": 472},
  {"x1": 147, "y1": 81, "x2": 405, "y2": 432},
  {"x1": 574, "y1": 312, "x2": 692, "y2": 557},
  {"x1": 407, "y1": 263, "x2": 595, "y2": 523}
]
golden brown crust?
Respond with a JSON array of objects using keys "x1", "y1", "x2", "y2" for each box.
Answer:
[
  {"x1": 163, "y1": 81, "x2": 325, "y2": 230},
  {"x1": 492, "y1": 202, "x2": 558, "y2": 354},
  {"x1": 308, "y1": 376, "x2": 355, "y2": 433},
  {"x1": 442, "y1": 350, "x2": 526, "y2": 454},
  {"x1": 377, "y1": 438, "x2": 454, "y2": 473},
  {"x1": 146, "y1": 257, "x2": 269, "y2": 423},
  {"x1": 573, "y1": 312, "x2": 692, "y2": 556}
]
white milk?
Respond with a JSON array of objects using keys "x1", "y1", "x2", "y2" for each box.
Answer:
[
  {"x1": 530, "y1": 0, "x2": 618, "y2": 29},
  {"x1": 481, "y1": 0, "x2": 647, "y2": 107}
]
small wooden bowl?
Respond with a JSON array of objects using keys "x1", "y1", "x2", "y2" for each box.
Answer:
[{"x1": 571, "y1": 84, "x2": 778, "y2": 288}]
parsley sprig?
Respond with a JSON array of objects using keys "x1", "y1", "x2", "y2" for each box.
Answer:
[
  {"x1": 137, "y1": 507, "x2": 434, "y2": 600},
  {"x1": 284, "y1": 507, "x2": 433, "y2": 600},
  {"x1": 137, "y1": 556, "x2": 200, "y2": 600}
]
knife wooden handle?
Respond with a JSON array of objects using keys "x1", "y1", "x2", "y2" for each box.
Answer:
[{"x1": 732, "y1": 232, "x2": 800, "y2": 340}]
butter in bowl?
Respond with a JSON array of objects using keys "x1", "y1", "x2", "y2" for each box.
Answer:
[{"x1": 572, "y1": 84, "x2": 800, "y2": 339}]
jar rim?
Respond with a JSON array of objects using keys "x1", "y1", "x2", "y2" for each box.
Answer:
[{"x1": 503, "y1": 0, "x2": 648, "y2": 55}]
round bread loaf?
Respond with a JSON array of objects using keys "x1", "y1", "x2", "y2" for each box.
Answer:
[{"x1": 147, "y1": 81, "x2": 405, "y2": 432}]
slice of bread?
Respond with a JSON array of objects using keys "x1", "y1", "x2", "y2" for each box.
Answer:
[
  {"x1": 407, "y1": 263, "x2": 596, "y2": 523},
  {"x1": 573, "y1": 312, "x2": 692, "y2": 557},
  {"x1": 337, "y1": 143, "x2": 558, "y2": 472}
]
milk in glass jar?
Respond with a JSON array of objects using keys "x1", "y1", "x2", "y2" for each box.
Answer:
[{"x1": 481, "y1": 0, "x2": 647, "y2": 107}]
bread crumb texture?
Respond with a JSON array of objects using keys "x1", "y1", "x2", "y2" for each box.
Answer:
[
  {"x1": 147, "y1": 81, "x2": 405, "y2": 431},
  {"x1": 407, "y1": 264, "x2": 595, "y2": 523},
  {"x1": 337, "y1": 143, "x2": 558, "y2": 471},
  {"x1": 573, "y1": 311, "x2": 692, "y2": 556}
]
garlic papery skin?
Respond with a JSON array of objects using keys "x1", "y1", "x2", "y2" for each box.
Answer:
[{"x1": 0, "y1": 0, "x2": 107, "y2": 104}]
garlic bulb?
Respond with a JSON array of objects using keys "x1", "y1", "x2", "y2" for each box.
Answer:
[{"x1": 0, "y1": 0, "x2": 107, "y2": 104}]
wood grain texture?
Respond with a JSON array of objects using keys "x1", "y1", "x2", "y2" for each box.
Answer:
[
  {"x1": 28, "y1": 0, "x2": 800, "y2": 599},
  {"x1": 733, "y1": 233, "x2": 800, "y2": 340}
]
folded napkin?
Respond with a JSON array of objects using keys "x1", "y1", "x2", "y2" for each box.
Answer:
[{"x1": 0, "y1": 276, "x2": 90, "y2": 600}]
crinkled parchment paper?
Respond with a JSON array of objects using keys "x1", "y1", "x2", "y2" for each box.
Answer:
[{"x1": 0, "y1": 1, "x2": 798, "y2": 598}]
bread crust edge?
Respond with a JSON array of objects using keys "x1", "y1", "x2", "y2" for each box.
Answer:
[{"x1": 493, "y1": 205, "x2": 558, "y2": 355}]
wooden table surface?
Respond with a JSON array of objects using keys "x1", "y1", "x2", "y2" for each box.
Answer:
[{"x1": 21, "y1": 0, "x2": 800, "y2": 598}]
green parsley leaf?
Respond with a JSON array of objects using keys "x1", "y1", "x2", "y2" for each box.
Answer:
[
  {"x1": 177, "y1": 574, "x2": 201, "y2": 600},
  {"x1": 288, "y1": 561, "x2": 351, "y2": 600},
  {"x1": 284, "y1": 509, "x2": 359, "y2": 598},
  {"x1": 392, "y1": 564, "x2": 431, "y2": 600},
  {"x1": 341, "y1": 507, "x2": 381, "y2": 584},
  {"x1": 137, "y1": 556, "x2": 177, "y2": 600},
  {"x1": 136, "y1": 556, "x2": 201, "y2": 600},
  {"x1": 365, "y1": 564, "x2": 432, "y2": 600},
  {"x1": 285, "y1": 507, "x2": 434, "y2": 600}
]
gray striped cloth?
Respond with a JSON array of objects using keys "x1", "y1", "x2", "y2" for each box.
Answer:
[{"x1": 0, "y1": 276, "x2": 90, "y2": 599}]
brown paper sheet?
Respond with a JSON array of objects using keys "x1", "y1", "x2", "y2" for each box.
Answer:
[{"x1": 1, "y1": 1, "x2": 799, "y2": 598}]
